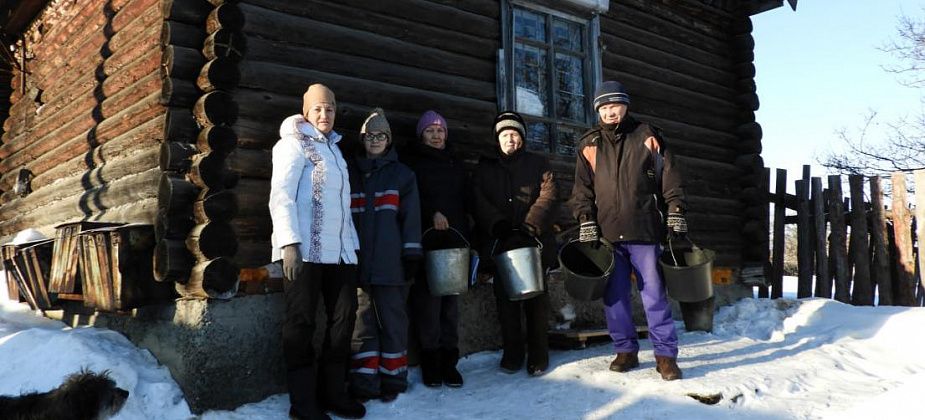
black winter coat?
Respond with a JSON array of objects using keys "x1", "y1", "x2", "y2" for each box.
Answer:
[
  {"x1": 571, "y1": 115, "x2": 686, "y2": 243},
  {"x1": 403, "y1": 143, "x2": 470, "y2": 246},
  {"x1": 471, "y1": 147, "x2": 558, "y2": 269}
]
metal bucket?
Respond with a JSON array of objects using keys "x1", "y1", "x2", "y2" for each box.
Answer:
[
  {"x1": 423, "y1": 227, "x2": 469, "y2": 296},
  {"x1": 659, "y1": 238, "x2": 715, "y2": 303},
  {"x1": 558, "y1": 239, "x2": 614, "y2": 301},
  {"x1": 492, "y1": 235, "x2": 545, "y2": 301}
]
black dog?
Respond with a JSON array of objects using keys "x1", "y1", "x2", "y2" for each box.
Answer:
[{"x1": 0, "y1": 370, "x2": 129, "y2": 420}]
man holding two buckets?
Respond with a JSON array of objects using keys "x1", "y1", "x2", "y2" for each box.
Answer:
[{"x1": 570, "y1": 81, "x2": 686, "y2": 381}]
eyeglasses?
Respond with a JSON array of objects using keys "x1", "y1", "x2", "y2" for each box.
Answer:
[{"x1": 363, "y1": 133, "x2": 389, "y2": 143}]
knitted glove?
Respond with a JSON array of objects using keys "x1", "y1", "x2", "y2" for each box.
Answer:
[
  {"x1": 282, "y1": 244, "x2": 303, "y2": 282},
  {"x1": 578, "y1": 221, "x2": 600, "y2": 243},
  {"x1": 666, "y1": 212, "x2": 688, "y2": 235},
  {"x1": 521, "y1": 223, "x2": 538, "y2": 238}
]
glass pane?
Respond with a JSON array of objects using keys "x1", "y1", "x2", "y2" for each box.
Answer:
[
  {"x1": 514, "y1": 43, "x2": 548, "y2": 117},
  {"x1": 525, "y1": 121, "x2": 550, "y2": 153},
  {"x1": 514, "y1": 8, "x2": 546, "y2": 42},
  {"x1": 556, "y1": 125, "x2": 582, "y2": 156},
  {"x1": 555, "y1": 54, "x2": 585, "y2": 121},
  {"x1": 553, "y1": 18, "x2": 583, "y2": 52}
]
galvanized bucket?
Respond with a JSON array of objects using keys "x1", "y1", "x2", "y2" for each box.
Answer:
[
  {"x1": 558, "y1": 239, "x2": 614, "y2": 301},
  {"x1": 659, "y1": 237, "x2": 715, "y2": 303},
  {"x1": 492, "y1": 235, "x2": 545, "y2": 301},
  {"x1": 423, "y1": 227, "x2": 470, "y2": 296}
]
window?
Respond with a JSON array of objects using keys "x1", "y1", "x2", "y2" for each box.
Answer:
[{"x1": 501, "y1": 2, "x2": 600, "y2": 156}]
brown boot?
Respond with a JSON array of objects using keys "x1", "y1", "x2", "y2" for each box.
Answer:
[
  {"x1": 655, "y1": 356, "x2": 682, "y2": 381},
  {"x1": 608, "y1": 352, "x2": 639, "y2": 372}
]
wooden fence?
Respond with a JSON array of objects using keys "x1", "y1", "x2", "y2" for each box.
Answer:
[{"x1": 762, "y1": 165, "x2": 924, "y2": 306}]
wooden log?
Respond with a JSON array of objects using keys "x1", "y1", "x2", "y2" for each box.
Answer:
[
  {"x1": 197, "y1": 125, "x2": 238, "y2": 155},
  {"x1": 604, "y1": 1, "x2": 732, "y2": 57},
  {"x1": 162, "y1": 45, "x2": 206, "y2": 80},
  {"x1": 155, "y1": 206, "x2": 195, "y2": 242},
  {"x1": 828, "y1": 175, "x2": 850, "y2": 303},
  {"x1": 234, "y1": 239, "x2": 271, "y2": 269},
  {"x1": 811, "y1": 177, "x2": 830, "y2": 298},
  {"x1": 186, "y1": 221, "x2": 239, "y2": 259},
  {"x1": 203, "y1": 28, "x2": 248, "y2": 62},
  {"x1": 731, "y1": 17, "x2": 753, "y2": 34},
  {"x1": 795, "y1": 175, "x2": 813, "y2": 298},
  {"x1": 161, "y1": 76, "x2": 201, "y2": 108},
  {"x1": 736, "y1": 92, "x2": 759, "y2": 111},
  {"x1": 869, "y1": 176, "x2": 892, "y2": 305},
  {"x1": 737, "y1": 78, "x2": 757, "y2": 94},
  {"x1": 770, "y1": 169, "x2": 787, "y2": 299},
  {"x1": 194, "y1": 90, "x2": 238, "y2": 126},
  {"x1": 177, "y1": 257, "x2": 239, "y2": 299},
  {"x1": 736, "y1": 122, "x2": 763, "y2": 142},
  {"x1": 165, "y1": 107, "x2": 200, "y2": 143},
  {"x1": 227, "y1": 149, "x2": 271, "y2": 179},
  {"x1": 188, "y1": 152, "x2": 232, "y2": 190},
  {"x1": 848, "y1": 175, "x2": 873, "y2": 305},
  {"x1": 196, "y1": 58, "x2": 241, "y2": 92},
  {"x1": 194, "y1": 189, "x2": 239, "y2": 224},
  {"x1": 244, "y1": 37, "x2": 496, "y2": 103},
  {"x1": 235, "y1": 178, "x2": 270, "y2": 218},
  {"x1": 731, "y1": 33, "x2": 755, "y2": 51},
  {"x1": 890, "y1": 172, "x2": 916, "y2": 306},
  {"x1": 153, "y1": 239, "x2": 194, "y2": 282},
  {"x1": 600, "y1": 52, "x2": 737, "y2": 109},
  {"x1": 162, "y1": 0, "x2": 212, "y2": 25},
  {"x1": 161, "y1": 21, "x2": 206, "y2": 49},
  {"x1": 206, "y1": 3, "x2": 246, "y2": 33},
  {"x1": 160, "y1": 141, "x2": 198, "y2": 173},
  {"x1": 757, "y1": 167, "x2": 771, "y2": 298},
  {"x1": 158, "y1": 173, "x2": 198, "y2": 214}
]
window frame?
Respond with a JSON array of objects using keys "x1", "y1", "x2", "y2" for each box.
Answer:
[{"x1": 498, "y1": 0, "x2": 602, "y2": 156}]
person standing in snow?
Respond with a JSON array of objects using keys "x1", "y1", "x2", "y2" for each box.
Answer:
[
  {"x1": 570, "y1": 80, "x2": 685, "y2": 381},
  {"x1": 471, "y1": 111, "x2": 557, "y2": 377},
  {"x1": 347, "y1": 108, "x2": 423, "y2": 402},
  {"x1": 269, "y1": 84, "x2": 366, "y2": 419},
  {"x1": 403, "y1": 110, "x2": 468, "y2": 388}
]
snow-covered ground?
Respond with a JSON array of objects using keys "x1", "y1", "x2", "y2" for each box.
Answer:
[{"x1": 1, "y1": 277, "x2": 923, "y2": 420}]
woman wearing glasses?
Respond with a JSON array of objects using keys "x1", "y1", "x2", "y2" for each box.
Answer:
[
  {"x1": 347, "y1": 108, "x2": 423, "y2": 403},
  {"x1": 269, "y1": 84, "x2": 365, "y2": 420}
]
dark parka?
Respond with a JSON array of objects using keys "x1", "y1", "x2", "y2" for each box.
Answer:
[
  {"x1": 471, "y1": 147, "x2": 558, "y2": 268},
  {"x1": 349, "y1": 148, "x2": 423, "y2": 285},
  {"x1": 571, "y1": 115, "x2": 686, "y2": 243},
  {"x1": 403, "y1": 142, "x2": 470, "y2": 242}
]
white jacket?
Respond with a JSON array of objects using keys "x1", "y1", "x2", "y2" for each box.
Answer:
[{"x1": 269, "y1": 114, "x2": 359, "y2": 264}]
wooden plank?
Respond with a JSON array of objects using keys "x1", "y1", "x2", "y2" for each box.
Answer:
[
  {"x1": 770, "y1": 169, "x2": 787, "y2": 298},
  {"x1": 869, "y1": 176, "x2": 892, "y2": 305},
  {"x1": 757, "y1": 167, "x2": 771, "y2": 298},
  {"x1": 828, "y1": 175, "x2": 850, "y2": 303},
  {"x1": 848, "y1": 175, "x2": 872, "y2": 305},
  {"x1": 916, "y1": 170, "x2": 925, "y2": 305},
  {"x1": 795, "y1": 175, "x2": 813, "y2": 299},
  {"x1": 812, "y1": 177, "x2": 830, "y2": 298},
  {"x1": 890, "y1": 172, "x2": 916, "y2": 306}
]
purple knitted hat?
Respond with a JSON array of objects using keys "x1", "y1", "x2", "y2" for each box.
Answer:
[{"x1": 416, "y1": 110, "x2": 448, "y2": 139}]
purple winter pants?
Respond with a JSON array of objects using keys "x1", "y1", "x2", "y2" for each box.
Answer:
[{"x1": 603, "y1": 243, "x2": 678, "y2": 358}]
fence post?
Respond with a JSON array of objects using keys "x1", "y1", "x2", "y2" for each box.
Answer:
[
  {"x1": 796, "y1": 177, "x2": 813, "y2": 298},
  {"x1": 869, "y1": 176, "x2": 892, "y2": 305},
  {"x1": 891, "y1": 172, "x2": 916, "y2": 306},
  {"x1": 828, "y1": 175, "x2": 850, "y2": 303},
  {"x1": 915, "y1": 170, "x2": 925, "y2": 305},
  {"x1": 758, "y1": 167, "x2": 771, "y2": 298},
  {"x1": 771, "y1": 169, "x2": 788, "y2": 299},
  {"x1": 812, "y1": 177, "x2": 829, "y2": 298},
  {"x1": 848, "y1": 175, "x2": 872, "y2": 305}
]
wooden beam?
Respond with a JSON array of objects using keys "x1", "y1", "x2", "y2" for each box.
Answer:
[
  {"x1": 828, "y1": 175, "x2": 850, "y2": 303},
  {"x1": 890, "y1": 172, "x2": 916, "y2": 306},
  {"x1": 811, "y1": 177, "x2": 830, "y2": 298},
  {"x1": 868, "y1": 176, "x2": 892, "y2": 305},
  {"x1": 770, "y1": 168, "x2": 787, "y2": 298},
  {"x1": 848, "y1": 175, "x2": 872, "y2": 305}
]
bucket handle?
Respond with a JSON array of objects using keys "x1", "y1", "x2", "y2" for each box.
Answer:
[
  {"x1": 665, "y1": 234, "x2": 700, "y2": 267},
  {"x1": 490, "y1": 230, "x2": 543, "y2": 256},
  {"x1": 422, "y1": 226, "x2": 470, "y2": 249},
  {"x1": 564, "y1": 238, "x2": 615, "y2": 276}
]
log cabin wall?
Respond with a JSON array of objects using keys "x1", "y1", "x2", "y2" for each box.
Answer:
[
  {"x1": 599, "y1": 0, "x2": 763, "y2": 267},
  {"x1": 0, "y1": 0, "x2": 165, "y2": 237},
  {"x1": 230, "y1": 0, "x2": 501, "y2": 268}
]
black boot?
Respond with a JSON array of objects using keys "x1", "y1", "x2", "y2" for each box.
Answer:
[
  {"x1": 321, "y1": 396, "x2": 366, "y2": 419},
  {"x1": 420, "y1": 349, "x2": 442, "y2": 387},
  {"x1": 441, "y1": 348, "x2": 463, "y2": 387}
]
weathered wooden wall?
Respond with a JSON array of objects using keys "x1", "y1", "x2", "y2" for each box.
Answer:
[
  {"x1": 0, "y1": 0, "x2": 165, "y2": 237},
  {"x1": 600, "y1": 0, "x2": 762, "y2": 266},
  {"x1": 229, "y1": 0, "x2": 501, "y2": 268}
]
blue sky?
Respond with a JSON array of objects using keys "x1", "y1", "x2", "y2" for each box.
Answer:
[{"x1": 753, "y1": 0, "x2": 923, "y2": 188}]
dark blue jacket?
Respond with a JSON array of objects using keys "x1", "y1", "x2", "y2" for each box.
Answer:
[{"x1": 349, "y1": 148, "x2": 423, "y2": 285}]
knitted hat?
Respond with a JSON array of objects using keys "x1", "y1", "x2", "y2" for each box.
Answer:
[
  {"x1": 416, "y1": 110, "x2": 448, "y2": 139},
  {"x1": 592, "y1": 80, "x2": 630, "y2": 111},
  {"x1": 494, "y1": 111, "x2": 526, "y2": 138},
  {"x1": 360, "y1": 107, "x2": 391, "y2": 136},
  {"x1": 302, "y1": 84, "x2": 336, "y2": 116}
]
